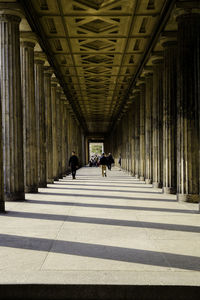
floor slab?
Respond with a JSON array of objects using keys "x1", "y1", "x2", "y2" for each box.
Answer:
[{"x1": 0, "y1": 166, "x2": 200, "y2": 285}]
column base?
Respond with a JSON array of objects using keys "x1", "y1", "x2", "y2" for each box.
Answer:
[
  {"x1": 177, "y1": 193, "x2": 200, "y2": 203},
  {"x1": 139, "y1": 176, "x2": 145, "y2": 181},
  {"x1": 135, "y1": 174, "x2": 139, "y2": 179},
  {"x1": 25, "y1": 186, "x2": 38, "y2": 193},
  {"x1": 5, "y1": 191, "x2": 25, "y2": 201},
  {"x1": 0, "y1": 201, "x2": 5, "y2": 212},
  {"x1": 163, "y1": 187, "x2": 176, "y2": 194},
  {"x1": 145, "y1": 178, "x2": 152, "y2": 184},
  {"x1": 38, "y1": 183, "x2": 47, "y2": 188},
  {"x1": 47, "y1": 179, "x2": 54, "y2": 184},
  {"x1": 153, "y1": 182, "x2": 162, "y2": 188}
]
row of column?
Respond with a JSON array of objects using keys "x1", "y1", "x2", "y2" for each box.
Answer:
[
  {"x1": 0, "y1": 9, "x2": 84, "y2": 211},
  {"x1": 107, "y1": 8, "x2": 200, "y2": 203}
]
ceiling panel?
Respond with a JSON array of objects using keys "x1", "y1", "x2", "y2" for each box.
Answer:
[{"x1": 24, "y1": 0, "x2": 167, "y2": 133}]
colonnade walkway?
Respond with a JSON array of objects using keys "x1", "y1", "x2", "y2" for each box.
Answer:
[{"x1": 0, "y1": 166, "x2": 200, "y2": 289}]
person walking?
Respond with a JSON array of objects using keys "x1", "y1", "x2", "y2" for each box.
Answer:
[
  {"x1": 69, "y1": 151, "x2": 79, "y2": 179},
  {"x1": 118, "y1": 153, "x2": 122, "y2": 171},
  {"x1": 107, "y1": 153, "x2": 114, "y2": 170},
  {"x1": 100, "y1": 153, "x2": 107, "y2": 177}
]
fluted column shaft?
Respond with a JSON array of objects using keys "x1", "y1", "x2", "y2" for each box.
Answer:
[
  {"x1": 177, "y1": 11, "x2": 200, "y2": 202},
  {"x1": 134, "y1": 93, "x2": 140, "y2": 178},
  {"x1": 126, "y1": 115, "x2": 130, "y2": 172},
  {"x1": 0, "y1": 13, "x2": 24, "y2": 201},
  {"x1": 129, "y1": 106, "x2": 135, "y2": 175},
  {"x1": 152, "y1": 60, "x2": 163, "y2": 188},
  {"x1": 138, "y1": 82, "x2": 145, "y2": 181},
  {"x1": 144, "y1": 73, "x2": 153, "y2": 184},
  {"x1": 51, "y1": 80, "x2": 59, "y2": 180},
  {"x1": 128, "y1": 107, "x2": 132, "y2": 174},
  {"x1": 162, "y1": 41, "x2": 177, "y2": 194},
  {"x1": 64, "y1": 104, "x2": 69, "y2": 173},
  {"x1": 56, "y1": 87, "x2": 62, "y2": 179},
  {"x1": 44, "y1": 67, "x2": 53, "y2": 184},
  {"x1": 34, "y1": 58, "x2": 47, "y2": 187},
  {"x1": 20, "y1": 40, "x2": 38, "y2": 193},
  {"x1": 0, "y1": 94, "x2": 4, "y2": 211},
  {"x1": 60, "y1": 99, "x2": 66, "y2": 175}
]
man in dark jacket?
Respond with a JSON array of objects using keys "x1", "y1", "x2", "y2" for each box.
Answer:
[
  {"x1": 69, "y1": 151, "x2": 79, "y2": 179},
  {"x1": 107, "y1": 153, "x2": 114, "y2": 170},
  {"x1": 100, "y1": 153, "x2": 108, "y2": 177}
]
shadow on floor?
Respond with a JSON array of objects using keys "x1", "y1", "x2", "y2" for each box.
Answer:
[
  {"x1": 0, "y1": 233, "x2": 200, "y2": 271},
  {"x1": 36, "y1": 192, "x2": 195, "y2": 214},
  {"x1": 3, "y1": 211, "x2": 200, "y2": 233},
  {"x1": 47, "y1": 186, "x2": 162, "y2": 195}
]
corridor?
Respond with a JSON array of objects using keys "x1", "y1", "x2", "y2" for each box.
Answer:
[{"x1": 0, "y1": 167, "x2": 200, "y2": 288}]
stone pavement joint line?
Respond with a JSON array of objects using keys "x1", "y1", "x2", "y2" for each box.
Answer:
[{"x1": 0, "y1": 167, "x2": 200, "y2": 285}]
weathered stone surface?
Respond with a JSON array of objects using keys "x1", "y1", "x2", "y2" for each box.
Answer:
[
  {"x1": 34, "y1": 56, "x2": 47, "y2": 188},
  {"x1": 0, "y1": 13, "x2": 24, "y2": 201},
  {"x1": 51, "y1": 78, "x2": 59, "y2": 181},
  {"x1": 161, "y1": 40, "x2": 177, "y2": 195},
  {"x1": 176, "y1": 11, "x2": 200, "y2": 203},
  {"x1": 20, "y1": 38, "x2": 38, "y2": 193},
  {"x1": 0, "y1": 88, "x2": 5, "y2": 211},
  {"x1": 152, "y1": 59, "x2": 163, "y2": 189},
  {"x1": 56, "y1": 86, "x2": 63, "y2": 179},
  {"x1": 44, "y1": 67, "x2": 53, "y2": 184},
  {"x1": 144, "y1": 73, "x2": 153, "y2": 184},
  {"x1": 138, "y1": 82, "x2": 145, "y2": 181}
]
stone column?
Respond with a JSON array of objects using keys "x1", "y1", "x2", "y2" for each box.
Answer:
[
  {"x1": 51, "y1": 77, "x2": 59, "y2": 181},
  {"x1": 34, "y1": 53, "x2": 47, "y2": 188},
  {"x1": 144, "y1": 71, "x2": 153, "y2": 184},
  {"x1": 161, "y1": 37, "x2": 177, "y2": 194},
  {"x1": 61, "y1": 93, "x2": 67, "y2": 176},
  {"x1": 64, "y1": 101, "x2": 69, "y2": 173},
  {"x1": 126, "y1": 97, "x2": 133, "y2": 175},
  {"x1": 44, "y1": 66, "x2": 53, "y2": 184},
  {"x1": 0, "y1": 93, "x2": 5, "y2": 211},
  {"x1": 60, "y1": 92, "x2": 67, "y2": 176},
  {"x1": 127, "y1": 106, "x2": 132, "y2": 174},
  {"x1": 152, "y1": 58, "x2": 163, "y2": 188},
  {"x1": 129, "y1": 105, "x2": 135, "y2": 175},
  {"x1": 133, "y1": 90, "x2": 140, "y2": 179},
  {"x1": 137, "y1": 80, "x2": 145, "y2": 181},
  {"x1": 0, "y1": 11, "x2": 24, "y2": 201},
  {"x1": 176, "y1": 6, "x2": 200, "y2": 202},
  {"x1": 56, "y1": 85, "x2": 62, "y2": 179},
  {"x1": 20, "y1": 33, "x2": 38, "y2": 193}
]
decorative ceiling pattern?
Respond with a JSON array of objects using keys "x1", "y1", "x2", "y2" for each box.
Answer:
[{"x1": 23, "y1": 0, "x2": 166, "y2": 133}]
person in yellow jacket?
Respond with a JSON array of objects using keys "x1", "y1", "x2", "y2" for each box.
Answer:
[{"x1": 99, "y1": 153, "x2": 108, "y2": 177}]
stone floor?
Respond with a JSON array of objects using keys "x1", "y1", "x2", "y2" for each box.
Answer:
[{"x1": 0, "y1": 166, "x2": 200, "y2": 286}]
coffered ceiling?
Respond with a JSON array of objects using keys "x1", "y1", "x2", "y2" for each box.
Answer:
[{"x1": 20, "y1": 0, "x2": 175, "y2": 134}]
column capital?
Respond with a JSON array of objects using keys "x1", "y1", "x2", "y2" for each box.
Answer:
[
  {"x1": 151, "y1": 57, "x2": 163, "y2": 65},
  {"x1": 43, "y1": 66, "x2": 54, "y2": 77},
  {"x1": 141, "y1": 66, "x2": 153, "y2": 77},
  {"x1": 34, "y1": 51, "x2": 46, "y2": 65},
  {"x1": 20, "y1": 32, "x2": 38, "y2": 47},
  {"x1": 56, "y1": 85, "x2": 62, "y2": 94},
  {"x1": 175, "y1": 1, "x2": 200, "y2": 19},
  {"x1": 160, "y1": 32, "x2": 177, "y2": 48},
  {"x1": 136, "y1": 77, "x2": 145, "y2": 87},
  {"x1": 0, "y1": 4, "x2": 24, "y2": 22},
  {"x1": 51, "y1": 76, "x2": 59, "y2": 86},
  {"x1": 60, "y1": 91, "x2": 67, "y2": 101},
  {"x1": 132, "y1": 88, "x2": 140, "y2": 96}
]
